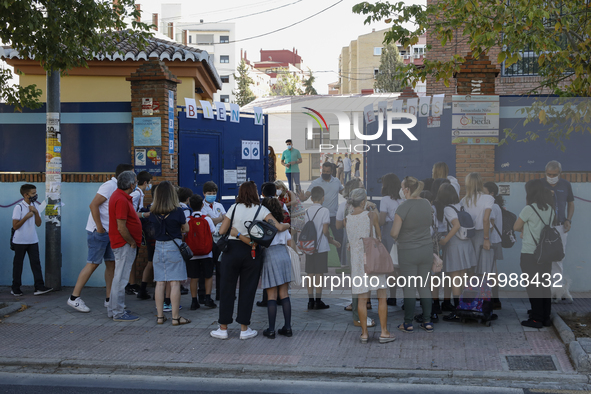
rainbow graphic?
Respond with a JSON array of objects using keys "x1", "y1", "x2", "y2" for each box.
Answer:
[{"x1": 303, "y1": 107, "x2": 328, "y2": 131}]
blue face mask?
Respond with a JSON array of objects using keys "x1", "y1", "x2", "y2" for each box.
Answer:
[
  {"x1": 145, "y1": 183, "x2": 152, "y2": 191},
  {"x1": 287, "y1": 145, "x2": 292, "y2": 150},
  {"x1": 205, "y1": 195, "x2": 216, "y2": 203}
]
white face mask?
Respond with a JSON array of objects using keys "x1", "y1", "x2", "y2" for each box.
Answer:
[
  {"x1": 276, "y1": 189, "x2": 282, "y2": 196},
  {"x1": 547, "y1": 175, "x2": 559, "y2": 185},
  {"x1": 399, "y1": 188, "x2": 406, "y2": 200}
]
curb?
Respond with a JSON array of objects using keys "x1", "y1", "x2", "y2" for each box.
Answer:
[
  {"x1": 0, "y1": 357, "x2": 588, "y2": 384},
  {"x1": 554, "y1": 312, "x2": 591, "y2": 372},
  {"x1": 0, "y1": 302, "x2": 26, "y2": 318}
]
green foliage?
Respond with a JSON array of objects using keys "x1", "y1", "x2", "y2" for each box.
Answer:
[
  {"x1": 0, "y1": 0, "x2": 152, "y2": 111},
  {"x1": 303, "y1": 68, "x2": 318, "y2": 95},
  {"x1": 374, "y1": 42, "x2": 404, "y2": 92},
  {"x1": 353, "y1": 0, "x2": 591, "y2": 145},
  {"x1": 272, "y1": 68, "x2": 303, "y2": 96},
  {"x1": 0, "y1": 68, "x2": 42, "y2": 111},
  {"x1": 233, "y1": 59, "x2": 256, "y2": 106}
]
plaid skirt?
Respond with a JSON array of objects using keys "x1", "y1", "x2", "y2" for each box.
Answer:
[{"x1": 261, "y1": 244, "x2": 292, "y2": 289}]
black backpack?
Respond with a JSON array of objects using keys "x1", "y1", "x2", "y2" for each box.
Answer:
[
  {"x1": 297, "y1": 208, "x2": 324, "y2": 255},
  {"x1": 528, "y1": 205, "x2": 564, "y2": 265},
  {"x1": 493, "y1": 206, "x2": 517, "y2": 248}
]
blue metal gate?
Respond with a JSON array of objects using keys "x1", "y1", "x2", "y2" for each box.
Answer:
[{"x1": 178, "y1": 109, "x2": 268, "y2": 210}]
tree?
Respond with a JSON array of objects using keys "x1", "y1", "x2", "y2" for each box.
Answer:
[
  {"x1": 233, "y1": 59, "x2": 256, "y2": 106},
  {"x1": 303, "y1": 68, "x2": 318, "y2": 95},
  {"x1": 272, "y1": 68, "x2": 303, "y2": 96},
  {"x1": 0, "y1": 0, "x2": 151, "y2": 111},
  {"x1": 374, "y1": 43, "x2": 404, "y2": 92},
  {"x1": 353, "y1": 0, "x2": 591, "y2": 147}
]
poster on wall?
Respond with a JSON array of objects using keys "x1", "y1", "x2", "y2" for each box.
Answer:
[
  {"x1": 451, "y1": 95, "x2": 499, "y2": 145},
  {"x1": 134, "y1": 117, "x2": 161, "y2": 146},
  {"x1": 134, "y1": 147, "x2": 162, "y2": 176}
]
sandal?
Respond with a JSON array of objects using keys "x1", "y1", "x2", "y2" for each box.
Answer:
[
  {"x1": 344, "y1": 303, "x2": 353, "y2": 311},
  {"x1": 359, "y1": 334, "x2": 368, "y2": 344},
  {"x1": 157, "y1": 316, "x2": 167, "y2": 324},
  {"x1": 172, "y1": 316, "x2": 191, "y2": 326},
  {"x1": 397, "y1": 322, "x2": 413, "y2": 333},
  {"x1": 420, "y1": 322, "x2": 434, "y2": 333},
  {"x1": 379, "y1": 333, "x2": 396, "y2": 343}
]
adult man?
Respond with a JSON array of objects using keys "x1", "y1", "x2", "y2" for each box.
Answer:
[
  {"x1": 281, "y1": 139, "x2": 302, "y2": 193},
  {"x1": 67, "y1": 163, "x2": 133, "y2": 313},
  {"x1": 298, "y1": 162, "x2": 344, "y2": 263},
  {"x1": 343, "y1": 153, "x2": 352, "y2": 184},
  {"x1": 542, "y1": 160, "x2": 574, "y2": 303},
  {"x1": 107, "y1": 171, "x2": 143, "y2": 321}
]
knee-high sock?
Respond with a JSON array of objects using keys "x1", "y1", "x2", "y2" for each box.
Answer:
[
  {"x1": 267, "y1": 300, "x2": 277, "y2": 331},
  {"x1": 280, "y1": 297, "x2": 292, "y2": 329}
]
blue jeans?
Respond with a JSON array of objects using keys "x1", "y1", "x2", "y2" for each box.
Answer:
[
  {"x1": 108, "y1": 244, "x2": 136, "y2": 319},
  {"x1": 286, "y1": 172, "x2": 301, "y2": 192},
  {"x1": 344, "y1": 171, "x2": 351, "y2": 184}
]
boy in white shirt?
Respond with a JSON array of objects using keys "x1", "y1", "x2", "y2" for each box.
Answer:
[
  {"x1": 11, "y1": 184, "x2": 52, "y2": 296},
  {"x1": 201, "y1": 181, "x2": 226, "y2": 301}
]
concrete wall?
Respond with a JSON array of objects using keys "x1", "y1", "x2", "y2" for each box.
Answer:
[{"x1": 1, "y1": 183, "x2": 107, "y2": 288}]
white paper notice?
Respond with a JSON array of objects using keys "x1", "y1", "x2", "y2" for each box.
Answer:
[
  {"x1": 242, "y1": 141, "x2": 251, "y2": 160},
  {"x1": 418, "y1": 96, "x2": 431, "y2": 117},
  {"x1": 406, "y1": 98, "x2": 418, "y2": 116},
  {"x1": 431, "y1": 94, "x2": 445, "y2": 117},
  {"x1": 199, "y1": 100, "x2": 214, "y2": 119},
  {"x1": 253, "y1": 107, "x2": 264, "y2": 125},
  {"x1": 364, "y1": 104, "x2": 375, "y2": 124},
  {"x1": 198, "y1": 154, "x2": 210, "y2": 174},
  {"x1": 224, "y1": 170, "x2": 237, "y2": 184},
  {"x1": 229, "y1": 103, "x2": 240, "y2": 123},
  {"x1": 37, "y1": 200, "x2": 47, "y2": 213},
  {"x1": 214, "y1": 101, "x2": 226, "y2": 121},
  {"x1": 251, "y1": 141, "x2": 260, "y2": 160},
  {"x1": 378, "y1": 101, "x2": 388, "y2": 120},
  {"x1": 392, "y1": 100, "x2": 403, "y2": 119},
  {"x1": 184, "y1": 98, "x2": 197, "y2": 119}
]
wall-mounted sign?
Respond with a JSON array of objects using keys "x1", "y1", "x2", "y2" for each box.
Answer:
[
  {"x1": 134, "y1": 147, "x2": 162, "y2": 176},
  {"x1": 134, "y1": 117, "x2": 161, "y2": 146}
]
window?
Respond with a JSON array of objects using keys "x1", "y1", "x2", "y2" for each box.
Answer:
[
  {"x1": 220, "y1": 95, "x2": 230, "y2": 103},
  {"x1": 220, "y1": 55, "x2": 229, "y2": 63},
  {"x1": 188, "y1": 35, "x2": 192, "y2": 44},
  {"x1": 305, "y1": 128, "x2": 332, "y2": 150},
  {"x1": 221, "y1": 75, "x2": 230, "y2": 83},
  {"x1": 501, "y1": 48, "x2": 541, "y2": 76},
  {"x1": 220, "y1": 35, "x2": 229, "y2": 43},
  {"x1": 374, "y1": 47, "x2": 382, "y2": 56},
  {"x1": 195, "y1": 34, "x2": 214, "y2": 44},
  {"x1": 374, "y1": 68, "x2": 379, "y2": 79}
]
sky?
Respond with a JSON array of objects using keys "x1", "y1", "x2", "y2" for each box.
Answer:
[{"x1": 135, "y1": 0, "x2": 421, "y2": 94}]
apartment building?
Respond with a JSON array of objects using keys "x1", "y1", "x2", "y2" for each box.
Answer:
[{"x1": 253, "y1": 48, "x2": 309, "y2": 94}]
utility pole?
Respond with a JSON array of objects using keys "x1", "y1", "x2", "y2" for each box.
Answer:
[{"x1": 45, "y1": 68, "x2": 61, "y2": 290}]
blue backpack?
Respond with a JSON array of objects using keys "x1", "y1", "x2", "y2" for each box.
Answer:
[{"x1": 447, "y1": 205, "x2": 475, "y2": 239}]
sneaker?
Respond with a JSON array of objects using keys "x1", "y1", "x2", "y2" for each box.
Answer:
[
  {"x1": 34, "y1": 286, "x2": 53, "y2": 296},
  {"x1": 203, "y1": 298, "x2": 217, "y2": 309},
  {"x1": 521, "y1": 319, "x2": 543, "y2": 328},
  {"x1": 314, "y1": 300, "x2": 330, "y2": 310},
  {"x1": 163, "y1": 303, "x2": 172, "y2": 312},
  {"x1": 240, "y1": 327, "x2": 258, "y2": 340},
  {"x1": 307, "y1": 301, "x2": 315, "y2": 310},
  {"x1": 67, "y1": 297, "x2": 90, "y2": 313},
  {"x1": 190, "y1": 299, "x2": 200, "y2": 310},
  {"x1": 10, "y1": 289, "x2": 23, "y2": 297},
  {"x1": 137, "y1": 291, "x2": 151, "y2": 300},
  {"x1": 210, "y1": 327, "x2": 229, "y2": 339},
  {"x1": 180, "y1": 286, "x2": 189, "y2": 295},
  {"x1": 125, "y1": 284, "x2": 136, "y2": 295},
  {"x1": 113, "y1": 312, "x2": 140, "y2": 322}
]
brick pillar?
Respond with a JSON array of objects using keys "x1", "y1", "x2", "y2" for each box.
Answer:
[
  {"x1": 399, "y1": 86, "x2": 419, "y2": 99},
  {"x1": 454, "y1": 53, "x2": 499, "y2": 195},
  {"x1": 127, "y1": 60, "x2": 181, "y2": 283}
]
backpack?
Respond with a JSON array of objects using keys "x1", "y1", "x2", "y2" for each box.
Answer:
[
  {"x1": 185, "y1": 213, "x2": 213, "y2": 256},
  {"x1": 493, "y1": 206, "x2": 517, "y2": 248},
  {"x1": 528, "y1": 205, "x2": 564, "y2": 265},
  {"x1": 297, "y1": 207, "x2": 324, "y2": 255},
  {"x1": 447, "y1": 205, "x2": 475, "y2": 239}
]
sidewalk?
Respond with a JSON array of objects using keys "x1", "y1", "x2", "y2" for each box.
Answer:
[{"x1": 0, "y1": 285, "x2": 585, "y2": 378}]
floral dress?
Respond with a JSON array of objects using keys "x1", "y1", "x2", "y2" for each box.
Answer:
[{"x1": 281, "y1": 192, "x2": 305, "y2": 231}]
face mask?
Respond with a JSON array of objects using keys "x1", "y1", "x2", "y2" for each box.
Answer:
[
  {"x1": 268, "y1": 149, "x2": 271, "y2": 155},
  {"x1": 29, "y1": 194, "x2": 38, "y2": 204},
  {"x1": 205, "y1": 195, "x2": 216, "y2": 203},
  {"x1": 276, "y1": 190, "x2": 282, "y2": 196},
  {"x1": 287, "y1": 145, "x2": 292, "y2": 150},
  {"x1": 145, "y1": 184, "x2": 152, "y2": 191},
  {"x1": 547, "y1": 175, "x2": 559, "y2": 185},
  {"x1": 399, "y1": 189, "x2": 406, "y2": 200},
  {"x1": 321, "y1": 173, "x2": 331, "y2": 181}
]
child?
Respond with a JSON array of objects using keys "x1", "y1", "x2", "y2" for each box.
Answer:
[
  {"x1": 187, "y1": 194, "x2": 217, "y2": 310},
  {"x1": 178, "y1": 187, "x2": 193, "y2": 220},
  {"x1": 304, "y1": 186, "x2": 340, "y2": 310},
  {"x1": 201, "y1": 181, "x2": 226, "y2": 302},
  {"x1": 484, "y1": 181, "x2": 504, "y2": 310},
  {"x1": 11, "y1": 184, "x2": 52, "y2": 296}
]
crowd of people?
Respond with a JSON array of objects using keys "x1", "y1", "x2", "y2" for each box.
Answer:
[{"x1": 9, "y1": 156, "x2": 574, "y2": 341}]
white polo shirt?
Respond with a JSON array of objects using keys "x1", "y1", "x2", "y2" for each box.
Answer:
[
  {"x1": 130, "y1": 187, "x2": 145, "y2": 212},
  {"x1": 85, "y1": 177, "x2": 118, "y2": 233},
  {"x1": 12, "y1": 201, "x2": 40, "y2": 244},
  {"x1": 202, "y1": 201, "x2": 227, "y2": 234}
]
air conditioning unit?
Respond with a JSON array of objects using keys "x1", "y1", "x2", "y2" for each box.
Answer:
[
  {"x1": 413, "y1": 54, "x2": 422, "y2": 59},
  {"x1": 403, "y1": 55, "x2": 411, "y2": 59}
]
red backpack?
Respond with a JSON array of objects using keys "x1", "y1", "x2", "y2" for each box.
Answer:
[{"x1": 185, "y1": 213, "x2": 213, "y2": 256}]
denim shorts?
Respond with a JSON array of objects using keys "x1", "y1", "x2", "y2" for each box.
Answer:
[{"x1": 87, "y1": 230, "x2": 115, "y2": 264}]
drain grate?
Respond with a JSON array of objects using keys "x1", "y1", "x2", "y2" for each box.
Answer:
[{"x1": 505, "y1": 355, "x2": 557, "y2": 371}]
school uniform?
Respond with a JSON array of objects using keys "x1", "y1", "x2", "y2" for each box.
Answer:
[
  {"x1": 303, "y1": 203, "x2": 330, "y2": 274},
  {"x1": 443, "y1": 203, "x2": 477, "y2": 272},
  {"x1": 461, "y1": 194, "x2": 495, "y2": 274},
  {"x1": 186, "y1": 211, "x2": 216, "y2": 279},
  {"x1": 12, "y1": 200, "x2": 46, "y2": 293}
]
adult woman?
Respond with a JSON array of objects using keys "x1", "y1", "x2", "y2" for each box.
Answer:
[
  {"x1": 210, "y1": 181, "x2": 289, "y2": 340},
  {"x1": 514, "y1": 179, "x2": 554, "y2": 328},
  {"x1": 354, "y1": 158, "x2": 361, "y2": 178},
  {"x1": 276, "y1": 180, "x2": 305, "y2": 240},
  {"x1": 149, "y1": 181, "x2": 191, "y2": 326},
  {"x1": 435, "y1": 184, "x2": 477, "y2": 322},
  {"x1": 377, "y1": 173, "x2": 402, "y2": 306},
  {"x1": 346, "y1": 188, "x2": 395, "y2": 344},
  {"x1": 268, "y1": 146, "x2": 277, "y2": 182},
  {"x1": 260, "y1": 197, "x2": 293, "y2": 338},
  {"x1": 391, "y1": 176, "x2": 434, "y2": 333},
  {"x1": 335, "y1": 157, "x2": 343, "y2": 184}
]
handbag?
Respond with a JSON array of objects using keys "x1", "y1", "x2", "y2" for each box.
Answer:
[
  {"x1": 215, "y1": 205, "x2": 236, "y2": 253},
  {"x1": 432, "y1": 253, "x2": 443, "y2": 273},
  {"x1": 286, "y1": 245, "x2": 302, "y2": 287},
  {"x1": 245, "y1": 205, "x2": 278, "y2": 248},
  {"x1": 362, "y1": 216, "x2": 395, "y2": 275}
]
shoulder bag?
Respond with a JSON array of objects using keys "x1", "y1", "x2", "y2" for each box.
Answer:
[
  {"x1": 158, "y1": 213, "x2": 193, "y2": 263},
  {"x1": 245, "y1": 205, "x2": 278, "y2": 248},
  {"x1": 362, "y1": 213, "x2": 395, "y2": 275}
]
